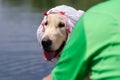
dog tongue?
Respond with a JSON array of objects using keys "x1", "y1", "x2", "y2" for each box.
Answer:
[{"x1": 42, "y1": 51, "x2": 56, "y2": 61}]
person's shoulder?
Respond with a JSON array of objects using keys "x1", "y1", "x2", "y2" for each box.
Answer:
[
  {"x1": 81, "y1": 0, "x2": 120, "y2": 30},
  {"x1": 86, "y1": 0, "x2": 120, "y2": 14}
]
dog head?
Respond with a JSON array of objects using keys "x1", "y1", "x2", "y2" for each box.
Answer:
[{"x1": 37, "y1": 5, "x2": 84, "y2": 61}]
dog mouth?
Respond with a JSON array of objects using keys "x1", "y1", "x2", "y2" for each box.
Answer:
[{"x1": 42, "y1": 41, "x2": 65, "y2": 61}]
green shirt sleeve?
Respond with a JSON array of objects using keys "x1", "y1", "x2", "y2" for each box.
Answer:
[{"x1": 52, "y1": 17, "x2": 88, "y2": 80}]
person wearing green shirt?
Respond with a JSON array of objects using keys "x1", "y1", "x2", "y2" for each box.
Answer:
[{"x1": 43, "y1": 0, "x2": 120, "y2": 80}]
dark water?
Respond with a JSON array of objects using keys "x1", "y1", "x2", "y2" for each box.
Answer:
[{"x1": 0, "y1": 1, "x2": 54, "y2": 80}]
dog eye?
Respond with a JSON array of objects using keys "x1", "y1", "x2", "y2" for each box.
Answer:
[
  {"x1": 44, "y1": 21, "x2": 48, "y2": 26},
  {"x1": 58, "y1": 22, "x2": 65, "y2": 28}
]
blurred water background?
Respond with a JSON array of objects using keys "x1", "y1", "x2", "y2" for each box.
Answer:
[{"x1": 0, "y1": 0, "x2": 105, "y2": 80}]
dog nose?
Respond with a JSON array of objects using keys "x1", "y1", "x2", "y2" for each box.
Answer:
[{"x1": 41, "y1": 38, "x2": 52, "y2": 49}]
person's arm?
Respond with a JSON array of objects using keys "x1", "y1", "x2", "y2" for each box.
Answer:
[
  {"x1": 42, "y1": 74, "x2": 52, "y2": 80},
  {"x1": 51, "y1": 17, "x2": 88, "y2": 80}
]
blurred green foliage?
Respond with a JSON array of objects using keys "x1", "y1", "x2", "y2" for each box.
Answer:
[
  {"x1": 28, "y1": 0, "x2": 105, "y2": 11},
  {"x1": 1, "y1": 0, "x2": 24, "y2": 6},
  {"x1": 1, "y1": 0, "x2": 105, "y2": 12}
]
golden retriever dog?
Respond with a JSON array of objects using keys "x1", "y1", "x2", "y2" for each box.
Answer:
[{"x1": 37, "y1": 5, "x2": 84, "y2": 61}]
